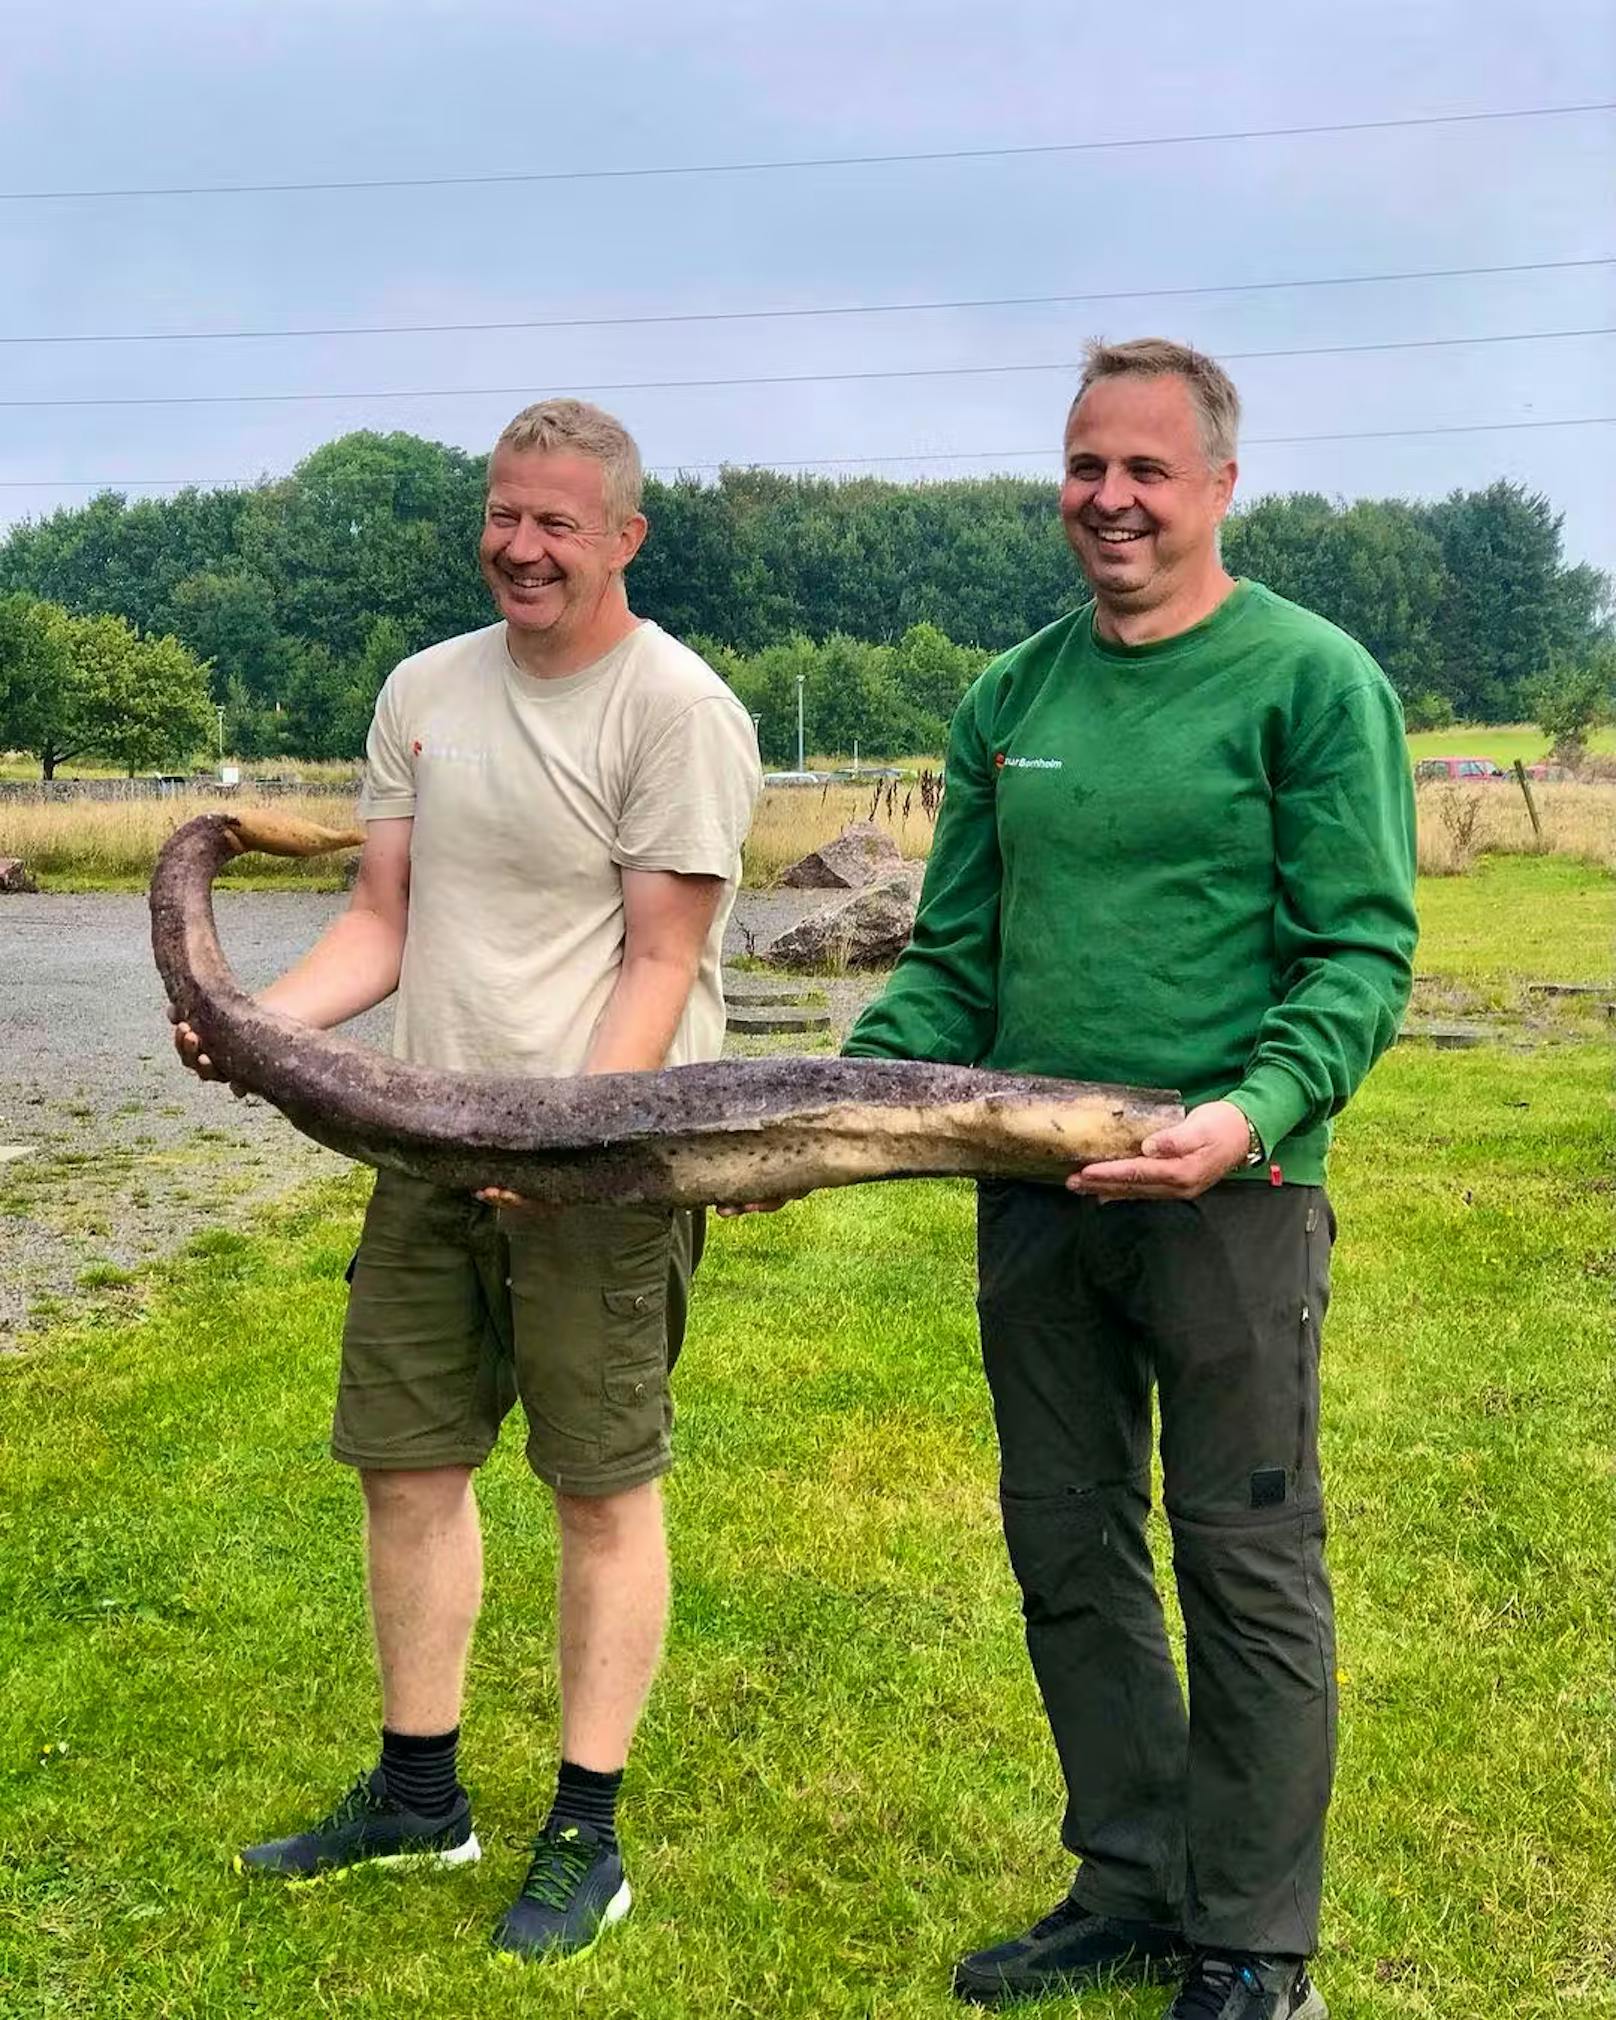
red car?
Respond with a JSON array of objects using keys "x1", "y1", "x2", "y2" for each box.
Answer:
[{"x1": 1413, "y1": 756, "x2": 1509, "y2": 782}]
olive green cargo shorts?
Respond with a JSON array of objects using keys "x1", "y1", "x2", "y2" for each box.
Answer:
[{"x1": 332, "y1": 1170, "x2": 704, "y2": 1496}]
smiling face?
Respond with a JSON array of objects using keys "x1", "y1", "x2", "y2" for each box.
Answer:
[
  {"x1": 479, "y1": 447, "x2": 647, "y2": 661},
  {"x1": 1059, "y1": 374, "x2": 1236, "y2": 628}
]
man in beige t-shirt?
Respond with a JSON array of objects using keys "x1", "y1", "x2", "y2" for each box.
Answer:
[{"x1": 174, "y1": 399, "x2": 760, "y2": 1961}]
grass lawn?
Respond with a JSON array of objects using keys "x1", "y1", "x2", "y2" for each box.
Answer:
[
  {"x1": 1413, "y1": 856, "x2": 1614, "y2": 988},
  {"x1": 1405, "y1": 724, "x2": 1616, "y2": 765},
  {"x1": 2, "y1": 861, "x2": 1612, "y2": 2017}
]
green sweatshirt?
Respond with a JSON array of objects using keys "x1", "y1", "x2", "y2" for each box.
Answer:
[{"x1": 844, "y1": 580, "x2": 1418, "y2": 1185}]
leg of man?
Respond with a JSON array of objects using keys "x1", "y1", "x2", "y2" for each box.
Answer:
[
  {"x1": 237, "y1": 1173, "x2": 512, "y2": 1882},
  {"x1": 555, "y1": 1481, "x2": 670, "y2": 1768},
  {"x1": 551, "y1": 1198, "x2": 700, "y2": 1766},
  {"x1": 1117, "y1": 1185, "x2": 1337, "y2": 1961},
  {"x1": 953, "y1": 1181, "x2": 1191, "y2": 2004},
  {"x1": 363, "y1": 1465, "x2": 483, "y2": 1733},
  {"x1": 491, "y1": 1204, "x2": 699, "y2": 1962}
]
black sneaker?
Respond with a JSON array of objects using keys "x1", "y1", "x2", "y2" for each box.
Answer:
[
  {"x1": 952, "y1": 1895, "x2": 1188, "y2": 2005},
  {"x1": 1164, "y1": 1951, "x2": 1327, "y2": 2020},
  {"x1": 490, "y1": 1820, "x2": 632, "y2": 1964},
  {"x1": 233, "y1": 1767, "x2": 479, "y2": 1885}
]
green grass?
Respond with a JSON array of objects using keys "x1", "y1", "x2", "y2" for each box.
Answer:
[
  {"x1": 1405, "y1": 723, "x2": 1616, "y2": 764},
  {"x1": 1413, "y1": 856, "x2": 1613, "y2": 987},
  {"x1": 0, "y1": 860, "x2": 1612, "y2": 2017}
]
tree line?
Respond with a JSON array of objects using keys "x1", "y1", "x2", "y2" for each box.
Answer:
[{"x1": 0, "y1": 428, "x2": 1609, "y2": 772}]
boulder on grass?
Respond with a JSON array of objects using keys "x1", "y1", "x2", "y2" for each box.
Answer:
[
  {"x1": 0, "y1": 857, "x2": 38, "y2": 895},
  {"x1": 779, "y1": 820, "x2": 903, "y2": 891},
  {"x1": 764, "y1": 871, "x2": 918, "y2": 970}
]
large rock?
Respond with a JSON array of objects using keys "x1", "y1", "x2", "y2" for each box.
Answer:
[
  {"x1": 764, "y1": 871, "x2": 918, "y2": 971},
  {"x1": 779, "y1": 820, "x2": 904, "y2": 890},
  {"x1": 0, "y1": 857, "x2": 38, "y2": 894}
]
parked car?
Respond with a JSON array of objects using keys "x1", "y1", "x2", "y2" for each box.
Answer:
[{"x1": 1413, "y1": 756, "x2": 1509, "y2": 782}]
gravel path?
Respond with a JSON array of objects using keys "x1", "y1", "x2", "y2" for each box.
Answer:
[{"x1": 0, "y1": 888, "x2": 879, "y2": 1343}]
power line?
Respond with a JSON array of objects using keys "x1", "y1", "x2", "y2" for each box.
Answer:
[
  {"x1": 4, "y1": 324, "x2": 1610, "y2": 411},
  {"x1": 3, "y1": 256, "x2": 1610, "y2": 349},
  {"x1": 2, "y1": 101, "x2": 1610, "y2": 204},
  {"x1": 3, "y1": 415, "x2": 1613, "y2": 491},
  {"x1": 717, "y1": 415, "x2": 1616, "y2": 465}
]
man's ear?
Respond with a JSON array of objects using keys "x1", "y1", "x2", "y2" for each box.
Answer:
[
  {"x1": 616, "y1": 512, "x2": 650, "y2": 570},
  {"x1": 1212, "y1": 459, "x2": 1238, "y2": 522}
]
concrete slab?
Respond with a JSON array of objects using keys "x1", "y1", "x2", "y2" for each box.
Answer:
[
  {"x1": 723, "y1": 979, "x2": 817, "y2": 1006},
  {"x1": 726, "y1": 1008, "x2": 833, "y2": 1035},
  {"x1": 1398, "y1": 1022, "x2": 1488, "y2": 1049}
]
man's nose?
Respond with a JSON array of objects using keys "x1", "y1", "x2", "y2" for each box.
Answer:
[
  {"x1": 1092, "y1": 466, "x2": 1135, "y2": 515},
  {"x1": 503, "y1": 519, "x2": 548, "y2": 563}
]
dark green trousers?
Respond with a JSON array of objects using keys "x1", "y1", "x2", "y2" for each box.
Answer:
[{"x1": 976, "y1": 1179, "x2": 1337, "y2": 1957}]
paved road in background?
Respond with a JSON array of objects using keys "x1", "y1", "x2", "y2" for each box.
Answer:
[{"x1": 0, "y1": 887, "x2": 835, "y2": 1339}]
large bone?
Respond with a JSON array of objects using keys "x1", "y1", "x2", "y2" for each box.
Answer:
[{"x1": 150, "y1": 811, "x2": 1183, "y2": 1207}]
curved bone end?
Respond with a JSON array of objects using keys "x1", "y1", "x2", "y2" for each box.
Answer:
[
  {"x1": 579, "y1": 1093, "x2": 1186, "y2": 1206},
  {"x1": 224, "y1": 811, "x2": 366, "y2": 859}
]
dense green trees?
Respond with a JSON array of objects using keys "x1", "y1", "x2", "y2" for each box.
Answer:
[
  {"x1": 0, "y1": 595, "x2": 76, "y2": 776},
  {"x1": 0, "y1": 596, "x2": 214, "y2": 776},
  {"x1": 712, "y1": 627, "x2": 983, "y2": 763},
  {"x1": 0, "y1": 431, "x2": 1608, "y2": 762}
]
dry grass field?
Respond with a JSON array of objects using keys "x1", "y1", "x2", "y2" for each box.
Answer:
[
  {"x1": 1412, "y1": 779, "x2": 1615, "y2": 875},
  {"x1": 2, "y1": 772, "x2": 1611, "y2": 890},
  {"x1": 0, "y1": 792, "x2": 363, "y2": 887}
]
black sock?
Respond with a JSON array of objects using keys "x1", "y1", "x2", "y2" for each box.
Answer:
[
  {"x1": 546, "y1": 1759, "x2": 623, "y2": 1850},
  {"x1": 380, "y1": 1726, "x2": 463, "y2": 1818}
]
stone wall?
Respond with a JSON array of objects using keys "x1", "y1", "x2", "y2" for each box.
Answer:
[{"x1": 0, "y1": 775, "x2": 357, "y2": 804}]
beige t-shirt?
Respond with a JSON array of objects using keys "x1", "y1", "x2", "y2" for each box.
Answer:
[{"x1": 359, "y1": 619, "x2": 762, "y2": 1075}]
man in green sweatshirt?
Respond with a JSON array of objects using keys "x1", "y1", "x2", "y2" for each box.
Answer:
[{"x1": 843, "y1": 340, "x2": 1417, "y2": 2020}]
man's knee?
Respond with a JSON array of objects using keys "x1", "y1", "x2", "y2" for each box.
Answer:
[
  {"x1": 1169, "y1": 1504, "x2": 1335, "y2": 1676},
  {"x1": 553, "y1": 1479, "x2": 661, "y2": 1552},
  {"x1": 1000, "y1": 1475, "x2": 1152, "y2": 1620},
  {"x1": 360, "y1": 1464, "x2": 475, "y2": 1531}
]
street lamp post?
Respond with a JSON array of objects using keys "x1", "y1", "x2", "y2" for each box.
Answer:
[
  {"x1": 795, "y1": 673, "x2": 805, "y2": 774},
  {"x1": 216, "y1": 703, "x2": 226, "y2": 765}
]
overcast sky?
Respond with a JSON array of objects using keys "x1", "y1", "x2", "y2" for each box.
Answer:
[{"x1": 3, "y1": 0, "x2": 1613, "y2": 577}]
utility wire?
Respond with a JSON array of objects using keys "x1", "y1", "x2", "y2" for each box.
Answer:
[
  {"x1": 3, "y1": 256, "x2": 1610, "y2": 349},
  {"x1": 703, "y1": 415, "x2": 1616, "y2": 465},
  {"x1": 1, "y1": 101, "x2": 1609, "y2": 203},
  {"x1": 3, "y1": 415, "x2": 1612, "y2": 490},
  {"x1": 4, "y1": 324, "x2": 1610, "y2": 410}
]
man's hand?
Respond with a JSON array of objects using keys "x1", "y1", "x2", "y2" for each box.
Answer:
[
  {"x1": 1068, "y1": 1098, "x2": 1255, "y2": 1202},
  {"x1": 474, "y1": 1186, "x2": 554, "y2": 1215},
  {"x1": 168, "y1": 1006, "x2": 249, "y2": 1097}
]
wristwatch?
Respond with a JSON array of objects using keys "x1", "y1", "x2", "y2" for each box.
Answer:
[{"x1": 1241, "y1": 1114, "x2": 1265, "y2": 1167}]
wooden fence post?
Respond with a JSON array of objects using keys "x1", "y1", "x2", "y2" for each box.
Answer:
[{"x1": 1512, "y1": 759, "x2": 1544, "y2": 846}]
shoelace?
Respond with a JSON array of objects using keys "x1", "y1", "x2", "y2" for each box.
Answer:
[
  {"x1": 518, "y1": 1826, "x2": 598, "y2": 1909},
  {"x1": 316, "y1": 1775, "x2": 379, "y2": 1835},
  {"x1": 1027, "y1": 1896, "x2": 1093, "y2": 1941},
  {"x1": 1176, "y1": 1954, "x2": 1261, "y2": 2018}
]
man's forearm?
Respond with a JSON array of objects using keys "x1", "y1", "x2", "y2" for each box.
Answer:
[
  {"x1": 582, "y1": 953, "x2": 699, "y2": 1074},
  {"x1": 257, "y1": 905, "x2": 407, "y2": 1029}
]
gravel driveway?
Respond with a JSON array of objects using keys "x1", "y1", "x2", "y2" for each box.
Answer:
[{"x1": 0, "y1": 887, "x2": 876, "y2": 1342}]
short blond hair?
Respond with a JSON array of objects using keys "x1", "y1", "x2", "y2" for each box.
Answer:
[
  {"x1": 492, "y1": 398, "x2": 644, "y2": 524},
  {"x1": 1070, "y1": 338, "x2": 1241, "y2": 467}
]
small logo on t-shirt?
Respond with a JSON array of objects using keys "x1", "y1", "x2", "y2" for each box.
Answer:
[
  {"x1": 1000, "y1": 754, "x2": 1063, "y2": 771},
  {"x1": 412, "y1": 735, "x2": 490, "y2": 769}
]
